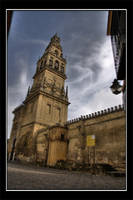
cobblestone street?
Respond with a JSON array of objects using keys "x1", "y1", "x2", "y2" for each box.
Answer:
[{"x1": 7, "y1": 162, "x2": 126, "y2": 190}]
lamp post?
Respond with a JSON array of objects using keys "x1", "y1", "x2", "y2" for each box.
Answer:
[{"x1": 110, "y1": 79, "x2": 122, "y2": 95}]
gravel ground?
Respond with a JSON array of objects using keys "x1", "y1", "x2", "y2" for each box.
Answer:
[{"x1": 7, "y1": 161, "x2": 126, "y2": 190}]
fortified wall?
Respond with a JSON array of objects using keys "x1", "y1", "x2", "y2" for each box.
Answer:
[
  {"x1": 17, "y1": 104, "x2": 126, "y2": 170},
  {"x1": 66, "y1": 104, "x2": 126, "y2": 169}
]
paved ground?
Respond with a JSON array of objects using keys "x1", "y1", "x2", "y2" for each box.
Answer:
[{"x1": 7, "y1": 161, "x2": 126, "y2": 190}]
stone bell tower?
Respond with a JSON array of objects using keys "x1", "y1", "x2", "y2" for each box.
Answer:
[
  {"x1": 25, "y1": 33, "x2": 70, "y2": 128},
  {"x1": 8, "y1": 34, "x2": 70, "y2": 160}
]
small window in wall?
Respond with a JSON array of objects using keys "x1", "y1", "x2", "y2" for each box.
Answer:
[
  {"x1": 47, "y1": 104, "x2": 51, "y2": 114},
  {"x1": 61, "y1": 134, "x2": 64, "y2": 141},
  {"x1": 49, "y1": 59, "x2": 53, "y2": 68}
]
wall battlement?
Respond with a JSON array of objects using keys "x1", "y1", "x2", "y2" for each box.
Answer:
[{"x1": 65, "y1": 104, "x2": 124, "y2": 125}]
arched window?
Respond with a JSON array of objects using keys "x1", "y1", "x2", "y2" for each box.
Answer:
[
  {"x1": 54, "y1": 60, "x2": 59, "y2": 70},
  {"x1": 55, "y1": 50, "x2": 59, "y2": 56},
  {"x1": 49, "y1": 59, "x2": 53, "y2": 68},
  {"x1": 61, "y1": 134, "x2": 64, "y2": 141}
]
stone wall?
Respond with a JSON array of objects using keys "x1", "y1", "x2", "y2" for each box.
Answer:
[
  {"x1": 66, "y1": 105, "x2": 126, "y2": 169},
  {"x1": 36, "y1": 94, "x2": 68, "y2": 126},
  {"x1": 8, "y1": 104, "x2": 126, "y2": 171},
  {"x1": 35, "y1": 132, "x2": 48, "y2": 165}
]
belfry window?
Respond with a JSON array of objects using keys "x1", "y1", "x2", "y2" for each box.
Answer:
[
  {"x1": 54, "y1": 60, "x2": 59, "y2": 70},
  {"x1": 55, "y1": 50, "x2": 59, "y2": 56},
  {"x1": 49, "y1": 59, "x2": 53, "y2": 68}
]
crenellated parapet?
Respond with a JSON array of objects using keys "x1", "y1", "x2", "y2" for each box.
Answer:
[{"x1": 65, "y1": 104, "x2": 124, "y2": 125}]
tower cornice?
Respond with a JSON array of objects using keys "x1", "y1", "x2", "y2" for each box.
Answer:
[{"x1": 23, "y1": 89, "x2": 70, "y2": 106}]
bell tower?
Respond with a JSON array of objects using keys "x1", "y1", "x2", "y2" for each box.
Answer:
[
  {"x1": 23, "y1": 34, "x2": 70, "y2": 130},
  {"x1": 8, "y1": 34, "x2": 70, "y2": 160}
]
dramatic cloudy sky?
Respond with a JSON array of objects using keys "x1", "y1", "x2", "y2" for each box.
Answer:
[{"x1": 8, "y1": 10, "x2": 123, "y2": 138}]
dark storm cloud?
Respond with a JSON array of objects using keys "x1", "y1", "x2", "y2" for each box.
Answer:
[
  {"x1": 62, "y1": 11, "x2": 107, "y2": 48},
  {"x1": 61, "y1": 11, "x2": 107, "y2": 38},
  {"x1": 59, "y1": 11, "x2": 108, "y2": 86}
]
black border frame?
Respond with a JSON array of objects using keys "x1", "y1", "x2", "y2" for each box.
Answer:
[{"x1": 0, "y1": 0, "x2": 133, "y2": 199}]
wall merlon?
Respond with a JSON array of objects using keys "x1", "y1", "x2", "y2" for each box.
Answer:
[
  {"x1": 97, "y1": 111, "x2": 100, "y2": 116},
  {"x1": 66, "y1": 104, "x2": 124, "y2": 126},
  {"x1": 115, "y1": 106, "x2": 117, "y2": 111},
  {"x1": 91, "y1": 113, "x2": 94, "y2": 117},
  {"x1": 107, "y1": 108, "x2": 110, "y2": 113},
  {"x1": 101, "y1": 110, "x2": 104, "y2": 115},
  {"x1": 89, "y1": 114, "x2": 92, "y2": 118},
  {"x1": 111, "y1": 107, "x2": 114, "y2": 112},
  {"x1": 104, "y1": 109, "x2": 107, "y2": 114},
  {"x1": 94, "y1": 112, "x2": 97, "y2": 116}
]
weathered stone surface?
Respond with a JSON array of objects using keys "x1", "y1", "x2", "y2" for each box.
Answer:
[{"x1": 67, "y1": 110, "x2": 126, "y2": 169}]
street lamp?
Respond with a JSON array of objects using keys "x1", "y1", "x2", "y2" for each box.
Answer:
[{"x1": 110, "y1": 79, "x2": 122, "y2": 95}]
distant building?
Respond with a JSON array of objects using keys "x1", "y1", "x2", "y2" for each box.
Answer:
[
  {"x1": 107, "y1": 10, "x2": 126, "y2": 80},
  {"x1": 107, "y1": 10, "x2": 126, "y2": 109},
  {"x1": 8, "y1": 34, "x2": 126, "y2": 172}
]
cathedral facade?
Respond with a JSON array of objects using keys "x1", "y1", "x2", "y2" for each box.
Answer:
[{"x1": 8, "y1": 34, "x2": 126, "y2": 170}]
